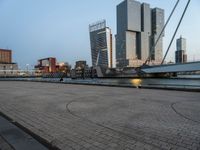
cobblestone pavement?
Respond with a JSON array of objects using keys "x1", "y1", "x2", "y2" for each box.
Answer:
[{"x1": 0, "y1": 81, "x2": 200, "y2": 150}]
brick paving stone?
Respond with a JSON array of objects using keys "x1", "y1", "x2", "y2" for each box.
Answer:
[
  {"x1": 0, "y1": 136, "x2": 14, "y2": 150},
  {"x1": 0, "y1": 81, "x2": 200, "y2": 150}
]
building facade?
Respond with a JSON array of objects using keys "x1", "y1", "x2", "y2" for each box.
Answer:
[
  {"x1": 70, "y1": 60, "x2": 95, "y2": 79},
  {"x1": 151, "y1": 8, "x2": 165, "y2": 62},
  {"x1": 0, "y1": 49, "x2": 12, "y2": 64},
  {"x1": 116, "y1": 0, "x2": 164, "y2": 68},
  {"x1": 56, "y1": 62, "x2": 71, "y2": 74},
  {"x1": 89, "y1": 20, "x2": 113, "y2": 68},
  {"x1": 0, "y1": 63, "x2": 18, "y2": 76},
  {"x1": 35, "y1": 57, "x2": 57, "y2": 73},
  {"x1": 0, "y1": 49, "x2": 18, "y2": 76},
  {"x1": 141, "y1": 3, "x2": 152, "y2": 61},
  {"x1": 75, "y1": 61, "x2": 88, "y2": 70},
  {"x1": 35, "y1": 57, "x2": 71, "y2": 76},
  {"x1": 175, "y1": 36, "x2": 187, "y2": 63}
]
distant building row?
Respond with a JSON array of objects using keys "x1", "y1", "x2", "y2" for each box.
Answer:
[{"x1": 34, "y1": 57, "x2": 71, "y2": 74}]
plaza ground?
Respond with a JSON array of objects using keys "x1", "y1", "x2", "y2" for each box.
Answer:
[{"x1": 0, "y1": 81, "x2": 200, "y2": 150}]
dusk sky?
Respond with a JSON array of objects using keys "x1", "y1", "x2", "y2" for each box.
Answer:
[{"x1": 0, "y1": 0, "x2": 200, "y2": 69}]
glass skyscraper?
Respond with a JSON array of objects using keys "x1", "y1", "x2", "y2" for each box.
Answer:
[
  {"x1": 89, "y1": 20, "x2": 113, "y2": 68},
  {"x1": 116, "y1": 0, "x2": 165, "y2": 68}
]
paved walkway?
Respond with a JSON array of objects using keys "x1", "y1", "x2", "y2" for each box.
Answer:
[
  {"x1": 0, "y1": 116, "x2": 48, "y2": 150},
  {"x1": 0, "y1": 81, "x2": 200, "y2": 150},
  {"x1": 0, "y1": 136, "x2": 14, "y2": 150}
]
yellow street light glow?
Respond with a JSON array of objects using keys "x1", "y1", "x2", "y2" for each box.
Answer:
[{"x1": 131, "y1": 79, "x2": 142, "y2": 87}]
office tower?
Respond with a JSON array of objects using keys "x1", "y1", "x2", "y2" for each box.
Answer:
[
  {"x1": 116, "y1": 0, "x2": 141, "y2": 68},
  {"x1": 89, "y1": 20, "x2": 113, "y2": 68},
  {"x1": 141, "y1": 3, "x2": 152, "y2": 61},
  {"x1": 151, "y1": 8, "x2": 165, "y2": 62},
  {"x1": 0, "y1": 49, "x2": 12, "y2": 63},
  {"x1": 116, "y1": 0, "x2": 165, "y2": 68},
  {"x1": 175, "y1": 36, "x2": 187, "y2": 63}
]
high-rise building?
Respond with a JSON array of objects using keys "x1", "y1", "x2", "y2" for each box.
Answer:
[
  {"x1": 89, "y1": 20, "x2": 113, "y2": 68},
  {"x1": 116, "y1": 0, "x2": 165, "y2": 68},
  {"x1": 151, "y1": 8, "x2": 165, "y2": 62},
  {"x1": 175, "y1": 36, "x2": 187, "y2": 63},
  {"x1": 116, "y1": 0, "x2": 141, "y2": 68},
  {"x1": 0, "y1": 49, "x2": 12, "y2": 63},
  {"x1": 141, "y1": 3, "x2": 152, "y2": 61}
]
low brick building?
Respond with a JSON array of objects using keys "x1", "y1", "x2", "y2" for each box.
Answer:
[
  {"x1": 0, "y1": 49, "x2": 18, "y2": 76},
  {"x1": 0, "y1": 49, "x2": 12, "y2": 64},
  {"x1": 35, "y1": 57, "x2": 57, "y2": 73}
]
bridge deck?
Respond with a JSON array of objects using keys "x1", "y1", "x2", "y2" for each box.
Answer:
[{"x1": 142, "y1": 61, "x2": 200, "y2": 73}]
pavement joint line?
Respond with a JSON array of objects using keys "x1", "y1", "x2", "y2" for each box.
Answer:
[{"x1": 171, "y1": 102, "x2": 200, "y2": 124}]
